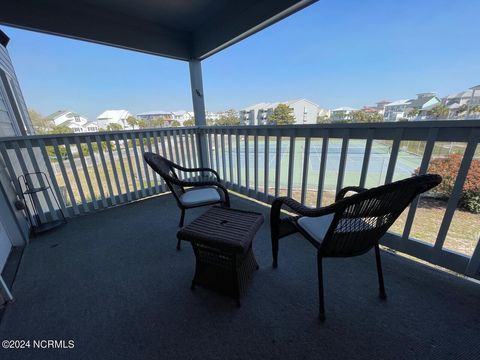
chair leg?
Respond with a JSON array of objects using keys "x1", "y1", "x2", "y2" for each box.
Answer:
[
  {"x1": 374, "y1": 243, "x2": 387, "y2": 300},
  {"x1": 179, "y1": 209, "x2": 185, "y2": 227},
  {"x1": 317, "y1": 253, "x2": 326, "y2": 321},
  {"x1": 272, "y1": 233, "x2": 279, "y2": 268},
  {"x1": 177, "y1": 209, "x2": 185, "y2": 250}
]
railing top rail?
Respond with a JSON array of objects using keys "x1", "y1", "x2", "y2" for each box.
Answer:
[
  {"x1": 199, "y1": 119, "x2": 480, "y2": 131},
  {"x1": 0, "y1": 126, "x2": 198, "y2": 143},
  {"x1": 0, "y1": 119, "x2": 479, "y2": 143}
]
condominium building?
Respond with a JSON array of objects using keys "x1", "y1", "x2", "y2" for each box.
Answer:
[{"x1": 239, "y1": 98, "x2": 327, "y2": 125}]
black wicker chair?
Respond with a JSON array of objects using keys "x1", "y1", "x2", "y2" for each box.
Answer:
[
  {"x1": 270, "y1": 174, "x2": 442, "y2": 321},
  {"x1": 144, "y1": 152, "x2": 230, "y2": 248}
]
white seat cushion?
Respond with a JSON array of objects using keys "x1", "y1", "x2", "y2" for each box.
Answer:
[
  {"x1": 297, "y1": 213, "x2": 335, "y2": 243},
  {"x1": 180, "y1": 187, "x2": 221, "y2": 206}
]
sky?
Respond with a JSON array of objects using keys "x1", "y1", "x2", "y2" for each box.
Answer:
[{"x1": 2, "y1": 0, "x2": 480, "y2": 121}]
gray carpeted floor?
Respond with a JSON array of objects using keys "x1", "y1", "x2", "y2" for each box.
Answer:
[{"x1": 0, "y1": 193, "x2": 479, "y2": 360}]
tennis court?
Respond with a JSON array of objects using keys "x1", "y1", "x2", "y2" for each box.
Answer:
[{"x1": 212, "y1": 137, "x2": 423, "y2": 192}]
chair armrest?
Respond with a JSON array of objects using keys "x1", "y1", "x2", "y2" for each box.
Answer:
[
  {"x1": 335, "y1": 186, "x2": 368, "y2": 202},
  {"x1": 271, "y1": 197, "x2": 336, "y2": 220},
  {"x1": 170, "y1": 162, "x2": 220, "y2": 182}
]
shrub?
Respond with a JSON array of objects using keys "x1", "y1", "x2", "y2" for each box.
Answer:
[{"x1": 416, "y1": 154, "x2": 480, "y2": 213}]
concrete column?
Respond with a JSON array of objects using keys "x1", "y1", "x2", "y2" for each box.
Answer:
[{"x1": 189, "y1": 59, "x2": 209, "y2": 167}]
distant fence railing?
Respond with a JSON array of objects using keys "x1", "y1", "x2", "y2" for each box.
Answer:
[
  {"x1": 200, "y1": 120, "x2": 480, "y2": 278},
  {"x1": 0, "y1": 128, "x2": 200, "y2": 220},
  {"x1": 0, "y1": 120, "x2": 479, "y2": 279}
]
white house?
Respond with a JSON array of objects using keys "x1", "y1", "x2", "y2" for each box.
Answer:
[
  {"x1": 330, "y1": 107, "x2": 357, "y2": 122},
  {"x1": 239, "y1": 99, "x2": 327, "y2": 125},
  {"x1": 383, "y1": 93, "x2": 441, "y2": 122},
  {"x1": 443, "y1": 85, "x2": 480, "y2": 118},
  {"x1": 383, "y1": 100, "x2": 412, "y2": 122},
  {"x1": 45, "y1": 110, "x2": 89, "y2": 132},
  {"x1": 97, "y1": 109, "x2": 132, "y2": 130},
  {"x1": 172, "y1": 110, "x2": 194, "y2": 123}
]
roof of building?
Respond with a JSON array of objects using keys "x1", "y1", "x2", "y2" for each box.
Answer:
[
  {"x1": 410, "y1": 95, "x2": 438, "y2": 109},
  {"x1": 332, "y1": 107, "x2": 357, "y2": 111},
  {"x1": 445, "y1": 89, "x2": 480, "y2": 99},
  {"x1": 242, "y1": 98, "x2": 323, "y2": 111},
  {"x1": 137, "y1": 110, "x2": 171, "y2": 116},
  {"x1": 384, "y1": 99, "x2": 412, "y2": 107},
  {"x1": 97, "y1": 109, "x2": 130, "y2": 120}
]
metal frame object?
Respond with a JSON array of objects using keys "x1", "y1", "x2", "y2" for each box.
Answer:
[{"x1": 18, "y1": 172, "x2": 67, "y2": 234}]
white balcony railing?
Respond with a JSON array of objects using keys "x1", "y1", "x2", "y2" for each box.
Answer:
[{"x1": 0, "y1": 121, "x2": 479, "y2": 279}]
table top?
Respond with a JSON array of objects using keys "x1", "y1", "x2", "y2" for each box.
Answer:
[{"x1": 177, "y1": 207, "x2": 264, "y2": 253}]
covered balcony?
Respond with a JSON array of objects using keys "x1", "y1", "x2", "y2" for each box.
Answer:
[{"x1": 0, "y1": 1, "x2": 479, "y2": 359}]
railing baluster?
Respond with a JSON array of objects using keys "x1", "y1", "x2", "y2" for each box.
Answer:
[
  {"x1": 301, "y1": 136, "x2": 311, "y2": 205},
  {"x1": 236, "y1": 132, "x2": 242, "y2": 191},
  {"x1": 138, "y1": 132, "x2": 153, "y2": 195},
  {"x1": 275, "y1": 135, "x2": 282, "y2": 197},
  {"x1": 434, "y1": 129, "x2": 480, "y2": 254},
  {"x1": 64, "y1": 137, "x2": 89, "y2": 213},
  {"x1": 172, "y1": 130, "x2": 181, "y2": 177},
  {"x1": 12, "y1": 141, "x2": 48, "y2": 223},
  {"x1": 74, "y1": 137, "x2": 99, "y2": 210},
  {"x1": 37, "y1": 139, "x2": 70, "y2": 216},
  {"x1": 359, "y1": 130, "x2": 374, "y2": 188},
  {"x1": 245, "y1": 133, "x2": 250, "y2": 193},
  {"x1": 384, "y1": 128, "x2": 403, "y2": 184},
  {"x1": 121, "y1": 133, "x2": 139, "y2": 199},
  {"x1": 254, "y1": 134, "x2": 259, "y2": 194},
  {"x1": 401, "y1": 128, "x2": 438, "y2": 243},
  {"x1": 184, "y1": 129, "x2": 193, "y2": 172},
  {"x1": 207, "y1": 132, "x2": 214, "y2": 175},
  {"x1": 287, "y1": 136, "x2": 295, "y2": 198},
  {"x1": 214, "y1": 131, "x2": 220, "y2": 176},
  {"x1": 95, "y1": 134, "x2": 116, "y2": 206},
  {"x1": 86, "y1": 136, "x2": 108, "y2": 208},
  {"x1": 130, "y1": 132, "x2": 146, "y2": 198},
  {"x1": 51, "y1": 138, "x2": 80, "y2": 215},
  {"x1": 144, "y1": 131, "x2": 159, "y2": 194},
  {"x1": 178, "y1": 129, "x2": 187, "y2": 169},
  {"x1": 24, "y1": 139, "x2": 57, "y2": 219},
  {"x1": 228, "y1": 132, "x2": 233, "y2": 186},
  {"x1": 152, "y1": 131, "x2": 166, "y2": 192},
  {"x1": 113, "y1": 134, "x2": 132, "y2": 201},
  {"x1": 105, "y1": 134, "x2": 124, "y2": 203},
  {"x1": 316, "y1": 132, "x2": 329, "y2": 207},
  {"x1": 264, "y1": 135, "x2": 270, "y2": 201},
  {"x1": 220, "y1": 133, "x2": 227, "y2": 183},
  {"x1": 336, "y1": 130, "x2": 349, "y2": 194}
]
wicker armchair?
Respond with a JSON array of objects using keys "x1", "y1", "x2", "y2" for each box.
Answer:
[
  {"x1": 144, "y1": 152, "x2": 230, "y2": 248},
  {"x1": 270, "y1": 174, "x2": 442, "y2": 321}
]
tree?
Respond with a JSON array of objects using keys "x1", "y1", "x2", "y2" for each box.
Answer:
[
  {"x1": 184, "y1": 118, "x2": 195, "y2": 126},
  {"x1": 171, "y1": 120, "x2": 181, "y2": 127},
  {"x1": 216, "y1": 109, "x2": 240, "y2": 126},
  {"x1": 106, "y1": 123, "x2": 123, "y2": 131},
  {"x1": 49, "y1": 124, "x2": 74, "y2": 134},
  {"x1": 137, "y1": 119, "x2": 148, "y2": 129},
  {"x1": 429, "y1": 104, "x2": 449, "y2": 119},
  {"x1": 28, "y1": 109, "x2": 53, "y2": 134},
  {"x1": 470, "y1": 105, "x2": 480, "y2": 114},
  {"x1": 151, "y1": 118, "x2": 166, "y2": 128},
  {"x1": 268, "y1": 104, "x2": 295, "y2": 125},
  {"x1": 406, "y1": 108, "x2": 420, "y2": 118},
  {"x1": 317, "y1": 115, "x2": 330, "y2": 124},
  {"x1": 126, "y1": 116, "x2": 138, "y2": 129}
]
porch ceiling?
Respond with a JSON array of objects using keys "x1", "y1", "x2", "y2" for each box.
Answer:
[{"x1": 0, "y1": 0, "x2": 317, "y2": 60}]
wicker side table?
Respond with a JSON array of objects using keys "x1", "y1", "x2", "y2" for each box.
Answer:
[{"x1": 177, "y1": 206, "x2": 264, "y2": 306}]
